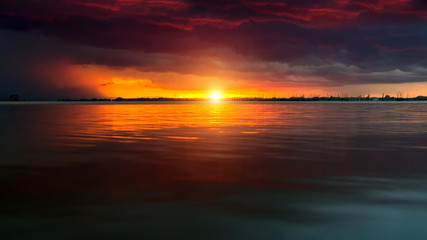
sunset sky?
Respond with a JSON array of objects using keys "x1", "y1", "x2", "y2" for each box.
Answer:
[{"x1": 1, "y1": 0, "x2": 427, "y2": 99}]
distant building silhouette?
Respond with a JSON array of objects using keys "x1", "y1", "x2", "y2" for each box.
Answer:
[{"x1": 10, "y1": 94, "x2": 19, "y2": 101}]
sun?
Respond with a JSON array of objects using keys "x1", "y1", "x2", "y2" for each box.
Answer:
[{"x1": 208, "y1": 92, "x2": 224, "y2": 101}]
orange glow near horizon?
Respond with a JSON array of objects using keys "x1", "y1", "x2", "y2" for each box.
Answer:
[{"x1": 62, "y1": 64, "x2": 427, "y2": 99}]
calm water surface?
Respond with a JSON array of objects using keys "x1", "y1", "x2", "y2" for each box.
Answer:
[{"x1": 1, "y1": 102, "x2": 427, "y2": 239}]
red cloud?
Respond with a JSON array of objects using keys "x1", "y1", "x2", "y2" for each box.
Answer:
[{"x1": 1, "y1": 0, "x2": 425, "y2": 30}]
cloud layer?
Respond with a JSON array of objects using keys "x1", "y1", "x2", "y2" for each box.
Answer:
[{"x1": 1, "y1": 0, "x2": 427, "y2": 98}]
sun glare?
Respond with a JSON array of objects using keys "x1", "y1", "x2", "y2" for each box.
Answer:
[{"x1": 209, "y1": 92, "x2": 224, "y2": 101}]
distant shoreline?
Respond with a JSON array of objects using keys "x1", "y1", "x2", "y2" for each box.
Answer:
[
  {"x1": 55, "y1": 96, "x2": 427, "y2": 102},
  {"x1": 1, "y1": 100, "x2": 427, "y2": 105},
  {"x1": 3, "y1": 94, "x2": 427, "y2": 102}
]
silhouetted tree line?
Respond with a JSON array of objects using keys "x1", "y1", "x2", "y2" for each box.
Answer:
[{"x1": 57, "y1": 95, "x2": 427, "y2": 102}]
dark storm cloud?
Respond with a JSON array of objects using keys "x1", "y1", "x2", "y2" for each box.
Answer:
[
  {"x1": 1, "y1": 0, "x2": 427, "y2": 99},
  {"x1": 0, "y1": 30, "x2": 103, "y2": 100}
]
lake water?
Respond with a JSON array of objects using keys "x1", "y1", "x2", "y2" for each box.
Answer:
[{"x1": 1, "y1": 102, "x2": 427, "y2": 239}]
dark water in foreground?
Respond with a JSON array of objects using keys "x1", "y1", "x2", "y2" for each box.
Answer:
[{"x1": 1, "y1": 102, "x2": 427, "y2": 239}]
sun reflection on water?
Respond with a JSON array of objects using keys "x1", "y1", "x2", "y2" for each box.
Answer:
[{"x1": 2, "y1": 103, "x2": 427, "y2": 240}]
